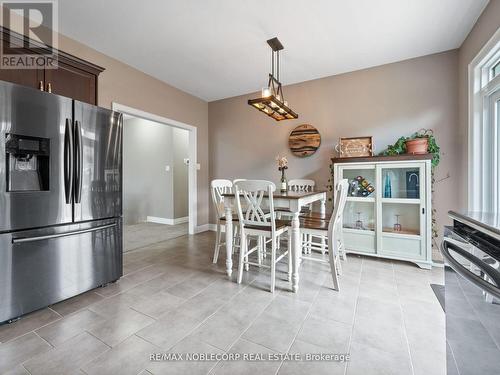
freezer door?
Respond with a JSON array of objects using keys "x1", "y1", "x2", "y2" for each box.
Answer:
[
  {"x1": 0, "y1": 81, "x2": 73, "y2": 232},
  {"x1": 73, "y1": 101, "x2": 122, "y2": 222},
  {"x1": 0, "y1": 218, "x2": 122, "y2": 323}
]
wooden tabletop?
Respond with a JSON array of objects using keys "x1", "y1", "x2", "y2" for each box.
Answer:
[{"x1": 222, "y1": 190, "x2": 327, "y2": 199}]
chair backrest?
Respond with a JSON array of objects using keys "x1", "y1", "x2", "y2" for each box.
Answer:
[
  {"x1": 234, "y1": 180, "x2": 276, "y2": 232},
  {"x1": 211, "y1": 179, "x2": 233, "y2": 218},
  {"x1": 328, "y1": 179, "x2": 349, "y2": 250},
  {"x1": 288, "y1": 179, "x2": 315, "y2": 192}
]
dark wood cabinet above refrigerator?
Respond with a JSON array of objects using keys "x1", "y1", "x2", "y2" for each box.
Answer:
[{"x1": 0, "y1": 27, "x2": 104, "y2": 105}]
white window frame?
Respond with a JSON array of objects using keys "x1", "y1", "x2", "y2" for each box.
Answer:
[{"x1": 468, "y1": 27, "x2": 500, "y2": 212}]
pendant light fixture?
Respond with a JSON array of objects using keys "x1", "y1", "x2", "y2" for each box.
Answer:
[{"x1": 248, "y1": 37, "x2": 298, "y2": 121}]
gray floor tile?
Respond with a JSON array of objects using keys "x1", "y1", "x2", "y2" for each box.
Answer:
[
  {"x1": 405, "y1": 316, "x2": 445, "y2": 354},
  {"x1": 96, "y1": 266, "x2": 166, "y2": 298},
  {"x1": 166, "y1": 274, "x2": 219, "y2": 299},
  {"x1": 0, "y1": 308, "x2": 61, "y2": 343},
  {"x1": 87, "y1": 308, "x2": 155, "y2": 347},
  {"x1": 130, "y1": 290, "x2": 187, "y2": 319},
  {"x1": 212, "y1": 338, "x2": 282, "y2": 375},
  {"x1": 190, "y1": 309, "x2": 250, "y2": 351},
  {"x1": 50, "y1": 291, "x2": 104, "y2": 316},
  {"x1": 351, "y1": 315, "x2": 407, "y2": 354},
  {"x1": 296, "y1": 316, "x2": 351, "y2": 351},
  {"x1": 398, "y1": 282, "x2": 438, "y2": 303},
  {"x1": 355, "y1": 295, "x2": 403, "y2": 323},
  {"x1": 83, "y1": 334, "x2": 157, "y2": 375},
  {"x1": 449, "y1": 339, "x2": 500, "y2": 375},
  {"x1": 36, "y1": 309, "x2": 107, "y2": 346},
  {"x1": 279, "y1": 339, "x2": 347, "y2": 375},
  {"x1": 23, "y1": 332, "x2": 110, "y2": 375},
  {"x1": 263, "y1": 295, "x2": 311, "y2": 326},
  {"x1": 358, "y1": 278, "x2": 399, "y2": 302},
  {"x1": 2, "y1": 232, "x2": 446, "y2": 375},
  {"x1": 0, "y1": 332, "x2": 52, "y2": 373},
  {"x1": 147, "y1": 335, "x2": 223, "y2": 375},
  {"x1": 173, "y1": 293, "x2": 227, "y2": 321},
  {"x1": 347, "y1": 341, "x2": 412, "y2": 375},
  {"x1": 243, "y1": 312, "x2": 301, "y2": 353},
  {"x1": 3, "y1": 366, "x2": 31, "y2": 375},
  {"x1": 136, "y1": 310, "x2": 204, "y2": 350},
  {"x1": 309, "y1": 292, "x2": 357, "y2": 325},
  {"x1": 411, "y1": 346, "x2": 446, "y2": 375},
  {"x1": 89, "y1": 292, "x2": 149, "y2": 318}
]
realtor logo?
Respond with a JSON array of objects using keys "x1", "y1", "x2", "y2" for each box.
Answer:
[{"x1": 0, "y1": 0, "x2": 58, "y2": 69}]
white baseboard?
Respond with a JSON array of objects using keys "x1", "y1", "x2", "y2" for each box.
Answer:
[
  {"x1": 195, "y1": 224, "x2": 210, "y2": 233},
  {"x1": 173, "y1": 216, "x2": 189, "y2": 224},
  {"x1": 147, "y1": 216, "x2": 189, "y2": 225}
]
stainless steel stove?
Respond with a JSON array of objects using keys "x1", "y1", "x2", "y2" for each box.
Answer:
[{"x1": 442, "y1": 211, "x2": 500, "y2": 375}]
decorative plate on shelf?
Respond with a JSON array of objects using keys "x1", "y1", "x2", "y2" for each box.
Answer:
[{"x1": 288, "y1": 124, "x2": 321, "y2": 157}]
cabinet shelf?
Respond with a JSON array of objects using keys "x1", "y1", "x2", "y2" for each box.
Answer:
[
  {"x1": 382, "y1": 227, "x2": 420, "y2": 238},
  {"x1": 343, "y1": 227, "x2": 375, "y2": 235},
  {"x1": 381, "y1": 198, "x2": 420, "y2": 204},
  {"x1": 346, "y1": 196, "x2": 375, "y2": 203}
]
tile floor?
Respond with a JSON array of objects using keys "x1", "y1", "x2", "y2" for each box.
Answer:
[
  {"x1": 124, "y1": 222, "x2": 188, "y2": 252},
  {"x1": 0, "y1": 231, "x2": 445, "y2": 375}
]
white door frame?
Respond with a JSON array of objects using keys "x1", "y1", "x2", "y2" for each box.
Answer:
[{"x1": 112, "y1": 102, "x2": 197, "y2": 235}]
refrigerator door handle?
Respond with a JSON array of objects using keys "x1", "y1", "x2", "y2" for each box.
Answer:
[
  {"x1": 12, "y1": 223, "x2": 117, "y2": 244},
  {"x1": 74, "y1": 120, "x2": 83, "y2": 203},
  {"x1": 64, "y1": 119, "x2": 74, "y2": 204}
]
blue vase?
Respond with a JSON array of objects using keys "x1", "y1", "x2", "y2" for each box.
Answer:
[{"x1": 384, "y1": 174, "x2": 392, "y2": 198}]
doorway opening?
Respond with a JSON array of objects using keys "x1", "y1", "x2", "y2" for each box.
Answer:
[{"x1": 113, "y1": 103, "x2": 197, "y2": 252}]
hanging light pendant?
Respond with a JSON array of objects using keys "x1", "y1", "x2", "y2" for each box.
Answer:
[{"x1": 248, "y1": 37, "x2": 298, "y2": 121}]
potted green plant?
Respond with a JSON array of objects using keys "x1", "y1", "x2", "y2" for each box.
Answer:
[{"x1": 382, "y1": 129, "x2": 440, "y2": 168}]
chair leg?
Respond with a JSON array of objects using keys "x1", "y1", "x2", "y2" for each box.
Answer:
[
  {"x1": 287, "y1": 231, "x2": 292, "y2": 282},
  {"x1": 261, "y1": 236, "x2": 267, "y2": 259},
  {"x1": 270, "y1": 236, "x2": 277, "y2": 293},
  {"x1": 336, "y1": 253, "x2": 343, "y2": 275},
  {"x1": 232, "y1": 225, "x2": 239, "y2": 254},
  {"x1": 244, "y1": 234, "x2": 250, "y2": 271},
  {"x1": 212, "y1": 222, "x2": 221, "y2": 263},
  {"x1": 328, "y1": 241, "x2": 340, "y2": 291},
  {"x1": 237, "y1": 232, "x2": 247, "y2": 284}
]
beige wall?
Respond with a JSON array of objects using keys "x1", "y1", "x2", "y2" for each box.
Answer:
[
  {"x1": 56, "y1": 34, "x2": 210, "y2": 227},
  {"x1": 172, "y1": 127, "x2": 190, "y2": 219},
  {"x1": 458, "y1": 0, "x2": 500, "y2": 210},
  {"x1": 209, "y1": 51, "x2": 460, "y2": 246},
  {"x1": 123, "y1": 118, "x2": 175, "y2": 225}
]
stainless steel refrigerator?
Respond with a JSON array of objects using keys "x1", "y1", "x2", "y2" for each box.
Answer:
[{"x1": 0, "y1": 80, "x2": 123, "y2": 323}]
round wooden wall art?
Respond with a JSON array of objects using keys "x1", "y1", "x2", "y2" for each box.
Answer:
[{"x1": 288, "y1": 124, "x2": 321, "y2": 157}]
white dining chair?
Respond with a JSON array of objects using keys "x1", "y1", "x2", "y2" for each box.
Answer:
[
  {"x1": 276, "y1": 179, "x2": 318, "y2": 254},
  {"x1": 211, "y1": 179, "x2": 237, "y2": 264},
  {"x1": 297, "y1": 179, "x2": 349, "y2": 290},
  {"x1": 234, "y1": 180, "x2": 291, "y2": 293}
]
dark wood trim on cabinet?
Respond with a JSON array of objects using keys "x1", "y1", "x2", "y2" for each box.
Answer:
[
  {"x1": 331, "y1": 154, "x2": 433, "y2": 164},
  {"x1": 0, "y1": 26, "x2": 104, "y2": 75},
  {"x1": 0, "y1": 26, "x2": 104, "y2": 104}
]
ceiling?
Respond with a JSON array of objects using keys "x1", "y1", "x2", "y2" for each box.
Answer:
[{"x1": 58, "y1": 0, "x2": 488, "y2": 101}]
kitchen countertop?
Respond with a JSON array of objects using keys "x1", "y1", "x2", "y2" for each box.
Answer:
[{"x1": 449, "y1": 210, "x2": 500, "y2": 241}]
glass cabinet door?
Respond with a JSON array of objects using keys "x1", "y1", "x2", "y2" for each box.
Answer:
[
  {"x1": 377, "y1": 163, "x2": 425, "y2": 259},
  {"x1": 339, "y1": 165, "x2": 377, "y2": 254}
]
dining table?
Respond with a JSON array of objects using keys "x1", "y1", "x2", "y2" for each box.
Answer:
[{"x1": 221, "y1": 189, "x2": 328, "y2": 292}]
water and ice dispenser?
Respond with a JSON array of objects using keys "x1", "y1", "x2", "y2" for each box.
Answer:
[{"x1": 5, "y1": 134, "x2": 50, "y2": 192}]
